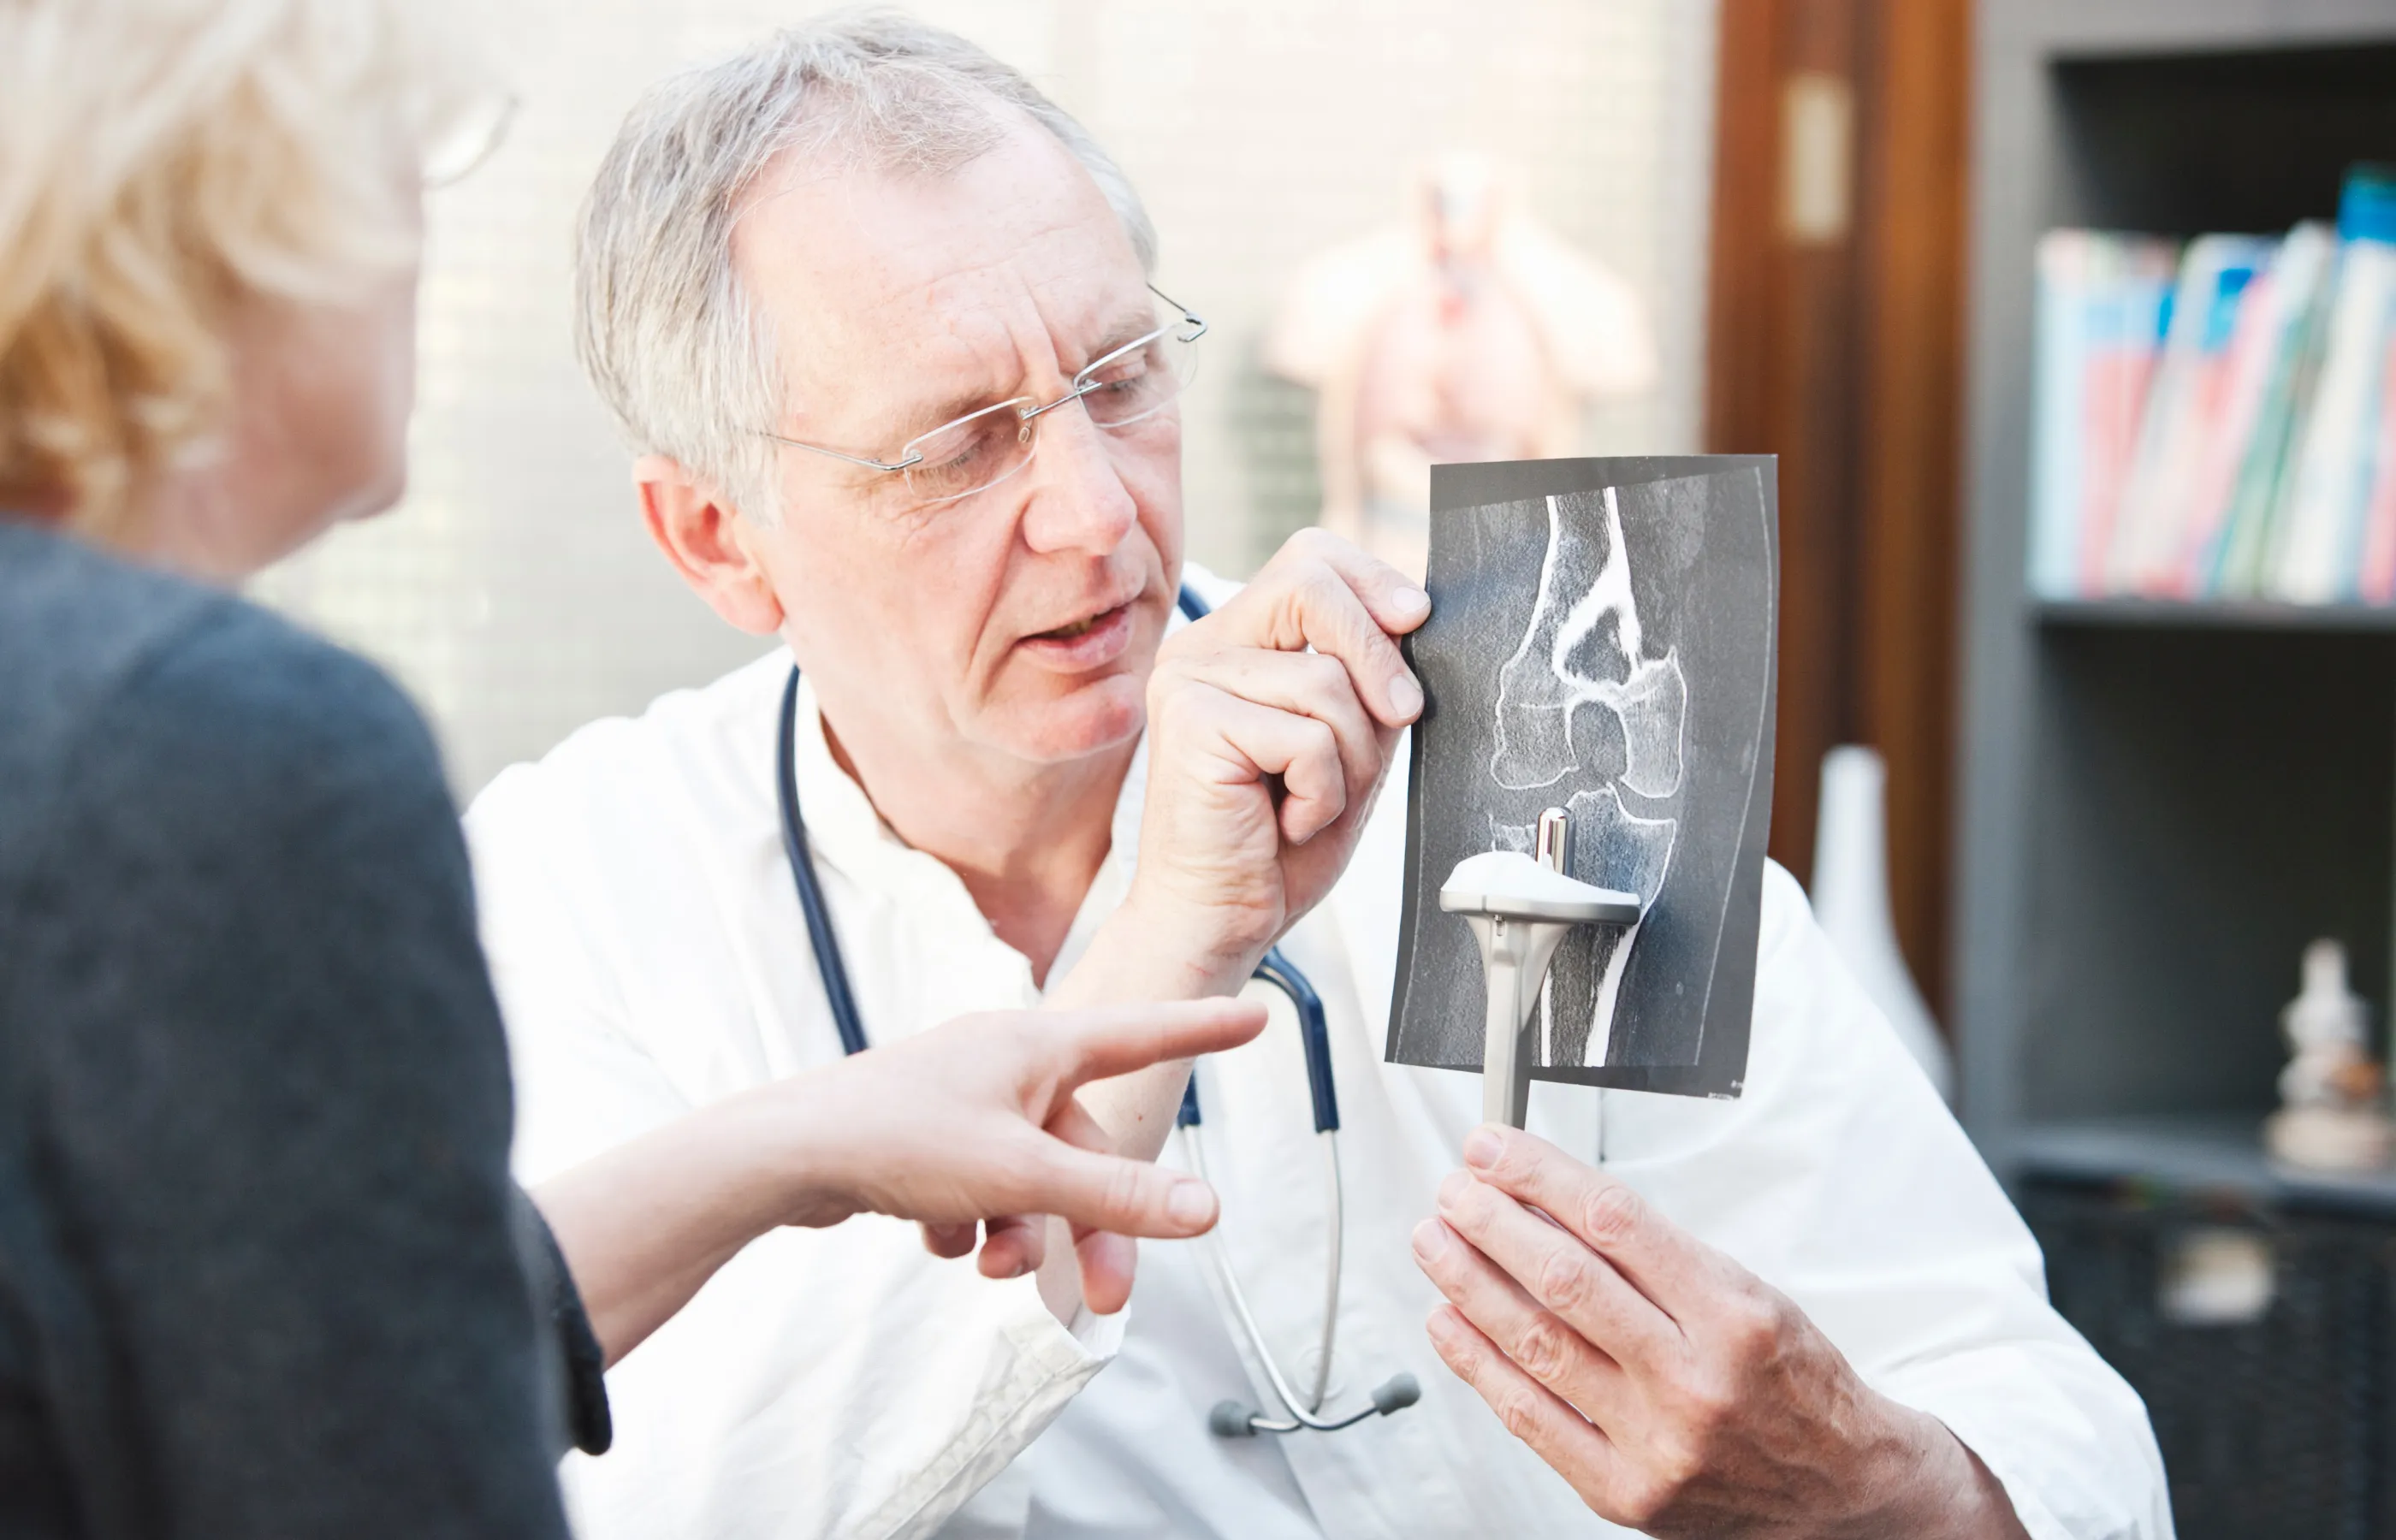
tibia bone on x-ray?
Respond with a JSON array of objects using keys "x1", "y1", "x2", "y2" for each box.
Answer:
[
  {"x1": 1493, "y1": 785, "x2": 1678, "y2": 1067},
  {"x1": 1492, "y1": 488, "x2": 1687, "y2": 799}
]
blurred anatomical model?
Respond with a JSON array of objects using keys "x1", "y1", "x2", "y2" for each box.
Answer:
[{"x1": 1266, "y1": 153, "x2": 1657, "y2": 578}]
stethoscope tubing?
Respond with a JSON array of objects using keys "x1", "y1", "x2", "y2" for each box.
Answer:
[
  {"x1": 776, "y1": 665, "x2": 867, "y2": 1056},
  {"x1": 774, "y1": 580, "x2": 1412, "y2": 1436}
]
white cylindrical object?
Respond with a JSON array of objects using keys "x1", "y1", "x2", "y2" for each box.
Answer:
[
  {"x1": 1442, "y1": 850, "x2": 1640, "y2": 1127},
  {"x1": 1811, "y1": 746, "x2": 1954, "y2": 1101},
  {"x1": 1475, "y1": 916, "x2": 1538, "y2": 1129}
]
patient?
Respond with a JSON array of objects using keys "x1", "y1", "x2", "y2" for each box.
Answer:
[{"x1": 0, "y1": 3, "x2": 1260, "y2": 1534}]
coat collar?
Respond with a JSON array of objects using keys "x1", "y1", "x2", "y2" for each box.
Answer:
[{"x1": 779, "y1": 600, "x2": 1190, "y2": 992}]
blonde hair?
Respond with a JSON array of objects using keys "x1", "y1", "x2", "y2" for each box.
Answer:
[{"x1": 0, "y1": 0, "x2": 489, "y2": 536}]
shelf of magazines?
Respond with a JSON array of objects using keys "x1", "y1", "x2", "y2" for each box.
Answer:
[{"x1": 2025, "y1": 164, "x2": 2396, "y2": 613}]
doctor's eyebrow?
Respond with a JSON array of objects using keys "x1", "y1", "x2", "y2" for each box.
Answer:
[
  {"x1": 882, "y1": 305, "x2": 1167, "y2": 443},
  {"x1": 889, "y1": 387, "x2": 1011, "y2": 445},
  {"x1": 1067, "y1": 306, "x2": 1165, "y2": 371}
]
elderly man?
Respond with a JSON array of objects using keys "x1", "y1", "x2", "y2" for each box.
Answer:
[{"x1": 466, "y1": 14, "x2": 2168, "y2": 1539}]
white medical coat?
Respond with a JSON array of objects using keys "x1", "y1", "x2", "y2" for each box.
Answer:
[{"x1": 465, "y1": 582, "x2": 2170, "y2": 1540}]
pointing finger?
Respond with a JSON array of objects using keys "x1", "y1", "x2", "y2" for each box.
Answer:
[{"x1": 1041, "y1": 998, "x2": 1269, "y2": 1091}]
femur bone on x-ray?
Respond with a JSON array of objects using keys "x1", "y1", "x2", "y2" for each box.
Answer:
[{"x1": 1492, "y1": 488, "x2": 1688, "y2": 799}]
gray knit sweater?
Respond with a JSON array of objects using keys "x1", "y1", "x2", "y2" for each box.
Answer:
[{"x1": 0, "y1": 518, "x2": 599, "y2": 1538}]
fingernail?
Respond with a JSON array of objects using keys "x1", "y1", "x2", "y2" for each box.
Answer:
[
  {"x1": 999, "y1": 1255, "x2": 1029, "y2": 1279},
  {"x1": 1462, "y1": 1126, "x2": 1503, "y2": 1170},
  {"x1": 1411, "y1": 1218, "x2": 1450, "y2": 1262},
  {"x1": 1390, "y1": 672, "x2": 1424, "y2": 718},
  {"x1": 1394, "y1": 586, "x2": 1431, "y2": 616},
  {"x1": 1436, "y1": 1169, "x2": 1473, "y2": 1208},
  {"x1": 1424, "y1": 1306, "x2": 1460, "y2": 1343},
  {"x1": 1166, "y1": 1180, "x2": 1216, "y2": 1228}
]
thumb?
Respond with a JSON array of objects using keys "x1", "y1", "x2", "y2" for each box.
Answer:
[{"x1": 1026, "y1": 1142, "x2": 1222, "y2": 1241}]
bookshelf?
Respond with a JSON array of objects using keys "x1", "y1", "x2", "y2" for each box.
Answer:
[
  {"x1": 2035, "y1": 596, "x2": 2396, "y2": 631},
  {"x1": 1959, "y1": 7, "x2": 2396, "y2": 1525},
  {"x1": 1960, "y1": 0, "x2": 2396, "y2": 1173},
  {"x1": 2013, "y1": 1111, "x2": 2396, "y2": 1218}
]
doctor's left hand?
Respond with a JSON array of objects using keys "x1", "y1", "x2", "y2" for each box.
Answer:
[
  {"x1": 1112, "y1": 529, "x2": 1430, "y2": 994},
  {"x1": 1411, "y1": 1126, "x2": 2031, "y2": 1540},
  {"x1": 1038, "y1": 529, "x2": 1424, "y2": 1315}
]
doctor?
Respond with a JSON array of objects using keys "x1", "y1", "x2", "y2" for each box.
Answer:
[{"x1": 468, "y1": 14, "x2": 2168, "y2": 1539}]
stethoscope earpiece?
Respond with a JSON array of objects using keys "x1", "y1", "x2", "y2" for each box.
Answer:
[{"x1": 1207, "y1": 1374, "x2": 1422, "y2": 1438}]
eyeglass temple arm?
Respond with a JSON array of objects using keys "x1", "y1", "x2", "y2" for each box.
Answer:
[
  {"x1": 1150, "y1": 283, "x2": 1207, "y2": 341},
  {"x1": 758, "y1": 434, "x2": 921, "y2": 474}
]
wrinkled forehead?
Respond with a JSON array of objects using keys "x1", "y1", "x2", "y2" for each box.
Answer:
[{"x1": 730, "y1": 116, "x2": 1151, "y2": 437}]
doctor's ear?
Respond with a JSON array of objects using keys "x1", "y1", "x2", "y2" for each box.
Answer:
[{"x1": 632, "y1": 454, "x2": 786, "y2": 637}]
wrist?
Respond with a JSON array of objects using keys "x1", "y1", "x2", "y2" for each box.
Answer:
[
  {"x1": 1847, "y1": 1398, "x2": 2025, "y2": 1540},
  {"x1": 721, "y1": 1073, "x2": 865, "y2": 1233},
  {"x1": 1071, "y1": 894, "x2": 1262, "y2": 1005}
]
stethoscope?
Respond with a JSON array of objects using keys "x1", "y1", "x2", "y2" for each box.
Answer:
[{"x1": 774, "y1": 584, "x2": 1419, "y2": 1438}]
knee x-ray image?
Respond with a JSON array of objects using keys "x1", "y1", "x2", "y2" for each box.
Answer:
[{"x1": 1387, "y1": 457, "x2": 1777, "y2": 1099}]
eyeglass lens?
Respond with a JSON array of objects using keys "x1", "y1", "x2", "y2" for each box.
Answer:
[{"x1": 898, "y1": 325, "x2": 1201, "y2": 506}]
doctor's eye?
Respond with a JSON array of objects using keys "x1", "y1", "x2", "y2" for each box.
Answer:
[
  {"x1": 1084, "y1": 335, "x2": 1197, "y2": 431},
  {"x1": 902, "y1": 410, "x2": 1034, "y2": 505}
]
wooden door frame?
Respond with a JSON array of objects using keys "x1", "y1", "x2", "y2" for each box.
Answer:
[{"x1": 1705, "y1": 0, "x2": 1972, "y2": 1016}]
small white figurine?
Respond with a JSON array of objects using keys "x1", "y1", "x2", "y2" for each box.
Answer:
[{"x1": 2263, "y1": 939, "x2": 2393, "y2": 1171}]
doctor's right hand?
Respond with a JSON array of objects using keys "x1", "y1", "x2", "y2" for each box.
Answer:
[
  {"x1": 534, "y1": 998, "x2": 1267, "y2": 1365},
  {"x1": 1107, "y1": 529, "x2": 1430, "y2": 998}
]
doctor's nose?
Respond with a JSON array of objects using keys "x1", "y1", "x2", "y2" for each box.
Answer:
[{"x1": 1017, "y1": 405, "x2": 1140, "y2": 557}]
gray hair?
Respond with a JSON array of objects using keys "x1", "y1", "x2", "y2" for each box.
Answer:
[{"x1": 574, "y1": 9, "x2": 1157, "y2": 520}]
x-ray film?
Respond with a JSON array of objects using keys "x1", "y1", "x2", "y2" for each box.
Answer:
[{"x1": 1387, "y1": 457, "x2": 1777, "y2": 1099}]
